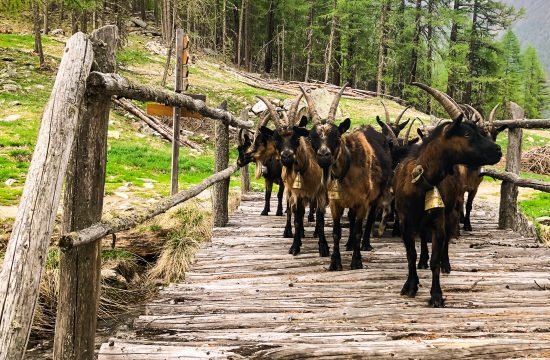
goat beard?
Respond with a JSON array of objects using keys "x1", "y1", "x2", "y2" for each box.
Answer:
[
  {"x1": 255, "y1": 160, "x2": 263, "y2": 179},
  {"x1": 321, "y1": 166, "x2": 332, "y2": 187}
]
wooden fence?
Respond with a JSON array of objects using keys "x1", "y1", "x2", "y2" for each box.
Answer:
[
  {"x1": 0, "y1": 27, "x2": 252, "y2": 360},
  {"x1": 0, "y1": 26, "x2": 549, "y2": 360}
]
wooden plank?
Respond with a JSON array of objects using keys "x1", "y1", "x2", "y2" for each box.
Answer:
[{"x1": 146, "y1": 102, "x2": 203, "y2": 119}]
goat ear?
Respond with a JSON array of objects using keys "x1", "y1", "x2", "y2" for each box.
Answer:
[
  {"x1": 338, "y1": 118, "x2": 351, "y2": 134},
  {"x1": 416, "y1": 128, "x2": 425, "y2": 139},
  {"x1": 293, "y1": 126, "x2": 309, "y2": 138},
  {"x1": 297, "y1": 116, "x2": 308, "y2": 128},
  {"x1": 260, "y1": 126, "x2": 274, "y2": 137},
  {"x1": 446, "y1": 113, "x2": 464, "y2": 137},
  {"x1": 399, "y1": 118, "x2": 410, "y2": 130},
  {"x1": 376, "y1": 116, "x2": 385, "y2": 131},
  {"x1": 408, "y1": 136, "x2": 420, "y2": 145}
]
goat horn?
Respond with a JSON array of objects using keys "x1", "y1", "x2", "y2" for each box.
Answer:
[
  {"x1": 281, "y1": 109, "x2": 290, "y2": 125},
  {"x1": 253, "y1": 112, "x2": 271, "y2": 139},
  {"x1": 238, "y1": 128, "x2": 245, "y2": 146},
  {"x1": 327, "y1": 82, "x2": 349, "y2": 122},
  {"x1": 488, "y1": 103, "x2": 500, "y2": 124},
  {"x1": 379, "y1": 118, "x2": 398, "y2": 146},
  {"x1": 412, "y1": 82, "x2": 463, "y2": 120},
  {"x1": 380, "y1": 101, "x2": 391, "y2": 124},
  {"x1": 404, "y1": 117, "x2": 425, "y2": 144},
  {"x1": 287, "y1": 92, "x2": 304, "y2": 126},
  {"x1": 464, "y1": 104, "x2": 484, "y2": 124},
  {"x1": 256, "y1": 96, "x2": 282, "y2": 130},
  {"x1": 395, "y1": 105, "x2": 412, "y2": 125},
  {"x1": 299, "y1": 85, "x2": 321, "y2": 124}
]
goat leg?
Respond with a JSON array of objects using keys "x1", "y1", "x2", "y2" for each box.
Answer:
[
  {"x1": 392, "y1": 213, "x2": 401, "y2": 237},
  {"x1": 283, "y1": 198, "x2": 293, "y2": 238},
  {"x1": 316, "y1": 207, "x2": 330, "y2": 257},
  {"x1": 417, "y1": 228, "x2": 430, "y2": 269},
  {"x1": 345, "y1": 208, "x2": 356, "y2": 251},
  {"x1": 400, "y1": 221, "x2": 419, "y2": 297},
  {"x1": 276, "y1": 183, "x2": 284, "y2": 216},
  {"x1": 329, "y1": 206, "x2": 344, "y2": 271},
  {"x1": 361, "y1": 204, "x2": 376, "y2": 251},
  {"x1": 351, "y1": 208, "x2": 366, "y2": 270},
  {"x1": 308, "y1": 202, "x2": 316, "y2": 223},
  {"x1": 429, "y1": 223, "x2": 446, "y2": 308},
  {"x1": 289, "y1": 201, "x2": 305, "y2": 256},
  {"x1": 463, "y1": 190, "x2": 476, "y2": 231},
  {"x1": 261, "y1": 180, "x2": 273, "y2": 216}
]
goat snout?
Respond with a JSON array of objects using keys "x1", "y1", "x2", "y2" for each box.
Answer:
[
  {"x1": 280, "y1": 150, "x2": 294, "y2": 166},
  {"x1": 316, "y1": 147, "x2": 333, "y2": 168}
]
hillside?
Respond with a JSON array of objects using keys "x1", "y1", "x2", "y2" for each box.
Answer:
[{"x1": 502, "y1": 0, "x2": 550, "y2": 76}]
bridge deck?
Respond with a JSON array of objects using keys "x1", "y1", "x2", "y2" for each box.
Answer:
[{"x1": 99, "y1": 193, "x2": 550, "y2": 359}]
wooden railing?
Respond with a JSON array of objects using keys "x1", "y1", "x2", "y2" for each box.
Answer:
[
  {"x1": 0, "y1": 27, "x2": 253, "y2": 360},
  {"x1": 481, "y1": 102, "x2": 550, "y2": 233}
]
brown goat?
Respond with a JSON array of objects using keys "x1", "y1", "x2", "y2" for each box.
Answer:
[
  {"x1": 257, "y1": 94, "x2": 329, "y2": 257},
  {"x1": 301, "y1": 84, "x2": 392, "y2": 270},
  {"x1": 394, "y1": 82, "x2": 502, "y2": 307}
]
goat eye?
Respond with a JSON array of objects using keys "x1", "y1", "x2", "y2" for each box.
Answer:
[{"x1": 464, "y1": 131, "x2": 471, "y2": 138}]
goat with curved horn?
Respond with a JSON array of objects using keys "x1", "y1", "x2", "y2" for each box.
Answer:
[
  {"x1": 404, "y1": 117, "x2": 425, "y2": 144},
  {"x1": 287, "y1": 93, "x2": 304, "y2": 126},
  {"x1": 327, "y1": 82, "x2": 349, "y2": 123},
  {"x1": 464, "y1": 104, "x2": 484, "y2": 124},
  {"x1": 395, "y1": 105, "x2": 412, "y2": 125},
  {"x1": 299, "y1": 85, "x2": 321, "y2": 124},
  {"x1": 412, "y1": 82, "x2": 463, "y2": 120},
  {"x1": 488, "y1": 104, "x2": 500, "y2": 124},
  {"x1": 380, "y1": 101, "x2": 391, "y2": 124},
  {"x1": 256, "y1": 96, "x2": 283, "y2": 130}
]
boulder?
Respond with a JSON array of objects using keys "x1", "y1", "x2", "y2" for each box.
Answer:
[
  {"x1": 3, "y1": 84, "x2": 20, "y2": 92},
  {"x1": 309, "y1": 88, "x2": 344, "y2": 119},
  {"x1": 50, "y1": 28, "x2": 64, "y2": 36}
]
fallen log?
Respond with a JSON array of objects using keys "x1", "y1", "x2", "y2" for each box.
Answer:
[
  {"x1": 481, "y1": 169, "x2": 550, "y2": 193},
  {"x1": 87, "y1": 72, "x2": 254, "y2": 129},
  {"x1": 58, "y1": 163, "x2": 239, "y2": 250},
  {"x1": 130, "y1": 17, "x2": 147, "y2": 28},
  {"x1": 492, "y1": 119, "x2": 550, "y2": 129},
  {"x1": 112, "y1": 97, "x2": 203, "y2": 153}
]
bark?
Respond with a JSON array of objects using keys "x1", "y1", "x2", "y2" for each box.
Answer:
[
  {"x1": 483, "y1": 169, "x2": 550, "y2": 193},
  {"x1": 376, "y1": 0, "x2": 389, "y2": 95},
  {"x1": 464, "y1": 0, "x2": 479, "y2": 104},
  {"x1": 141, "y1": 0, "x2": 146, "y2": 20},
  {"x1": 222, "y1": 0, "x2": 227, "y2": 59},
  {"x1": 0, "y1": 33, "x2": 93, "y2": 360},
  {"x1": 281, "y1": 23, "x2": 285, "y2": 79},
  {"x1": 154, "y1": 0, "x2": 159, "y2": 26},
  {"x1": 425, "y1": 0, "x2": 435, "y2": 113},
  {"x1": 87, "y1": 72, "x2": 254, "y2": 129},
  {"x1": 53, "y1": 26, "x2": 116, "y2": 360},
  {"x1": 171, "y1": 29, "x2": 185, "y2": 195},
  {"x1": 304, "y1": 3, "x2": 314, "y2": 82},
  {"x1": 447, "y1": 0, "x2": 461, "y2": 98},
  {"x1": 59, "y1": 163, "x2": 239, "y2": 250},
  {"x1": 43, "y1": 0, "x2": 49, "y2": 34},
  {"x1": 244, "y1": 0, "x2": 251, "y2": 71},
  {"x1": 33, "y1": 0, "x2": 45, "y2": 68},
  {"x1": 264, "y1": 0, "x2": 275, "y2": 73},
  {"x1": 409, "y1": 0, "x2": 422, "y2": 84},
  {"x1": 71, "y1": 9, "x2": 79, "y2": 34},
  {"x1": 492, "y1": 119, "x2": 550, "y2": 129},
  {"x1": 324, "y1": 0, "x2": 337, "y2": 83},
  {"x1": 237, "y1": 0, "x2": 246, "y2": 67},
  {"x1": 213, "y1": 102, "x2": 230, "y2": 227},
  {"x1": 81, "y1": 10, "x2": 88, "y2": 33}
]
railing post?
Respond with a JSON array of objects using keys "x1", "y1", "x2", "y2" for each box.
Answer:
[
  {"x1": 498, "y1": 101, "x2": 524, "y2": 230},
  {"x1": 53, "y1": 26, "x2": 117, "y2": 360},
  {"x1": 171, "y1": 29, "x2": 185, "y2": 195},
  {"x1": 0, "y1": 33, "x2": 93, "y2": 360},
  {"x1": 213, "y1": 101, "x2": 230, "y2": 227},
  {"x1": 240, "y1": 107, "x2": 250, "y2": 194}
]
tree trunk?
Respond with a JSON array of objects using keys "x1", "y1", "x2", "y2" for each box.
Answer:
[
  {"x1": 43, "y1": 0, "x2": 49, "y2": 34},
  {"x1": 161, "y1": 0, "x2": 174, "y2": 46},
  {"x1": 0, "y1": 33, "x2": 93, "y2": 360},
  {"x1": 425, "y1": 0, "x2": 435, "y2": 113},
  {"x1": 213, "y1": 102, "x2": 230, "y2": 227},
  {"x1": 222, "y1": 0, "x2": 227, "y2": 60},
  {"x1": 60, "y1": 0, "x2": 65, "y2": 25},
  {"x1": 154, "y1": 0, "x2": 159, "y2": 25},
  {"x1": 333, "y1": 21, "x2": 341, "y2": 86},
  {"x1": 33, "y1": 0, "x2": 45, "y2": 68},
  {"x1": 237, "y1": 0, "x2": 246, "y2": 67},
  {"x1": 264, "y1": 0, "x2": 275, "y2": 73},
  {"x1": 141, "y1": 0, "x2": 146, "y2": 20},
  {"x1": 281, "y1": 23, "x2": 285, "y2": 80},
  {"x1": 447, "y1": 0, "x2": 461, "y2": 98},
  {"x1": 81, "y1": 10, "x2": 88, "y2": 33},
  {"x1": 324, "y1": 0, "x2": 337, "y2": 83},
  {"x1": 244, "y1": 0, "x2": 251, "y2": 71},
  {"x1": 409, "y1": 0, "x2": 422, "y2": 83},
  {"x1": 464, "y1": 0, "x2": 479, "y2": 104},
  {"x1": 53, "y1": 26, "x2": 116, "y2": 360},
  {"x1": 304, "y1": 3, "x2": 314, "y2": 82},
  {"x1": 376, "y1": 0, "x2": 389, "y2": 95}
]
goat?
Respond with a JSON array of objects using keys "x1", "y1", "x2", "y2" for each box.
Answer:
[
  {"x1": 380, "y1": 101, "x2": 412, "y2": 137},
  {"x1": 394, "y1": 82, "x2": 502, "y2": 307},
  {"x1": 300, "y1": 84, "x2": 393, "y2": 270},
  {"x1": 257, "y1": 93, "x2": 329, "y2": 257}
]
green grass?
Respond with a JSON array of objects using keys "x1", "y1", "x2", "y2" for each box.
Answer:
[{"x1": 520, "y1": 192, "x2": 550, "y2": 220}]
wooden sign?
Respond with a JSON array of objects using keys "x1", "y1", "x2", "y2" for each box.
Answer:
[{"x1": 146, "y1": 94, "x2": 206, "y2": 119}]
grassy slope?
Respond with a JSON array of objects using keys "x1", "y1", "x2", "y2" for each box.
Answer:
[{"x1": 0, "y1": 33, "x2": 548, "y2": 221}]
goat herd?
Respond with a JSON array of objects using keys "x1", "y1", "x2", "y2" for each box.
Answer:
[{"x1": 237, "y1": 83, "x2": 504, "y2": 307}]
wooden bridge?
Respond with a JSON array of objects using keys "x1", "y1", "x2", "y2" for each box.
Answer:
[
  {"x1": 1, "y1": 26, "x2": 550, "y2": 360},
  {"x1": 97, "y1": 193, "x2": 550, "y2": 359}
]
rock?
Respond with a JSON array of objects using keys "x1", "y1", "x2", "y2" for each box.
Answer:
[
  {"x1": 2, "y1": 114, "x2": 21, "y2": 122},
  {"x1": 143, "y1": 183, "x2": 154, "y2": 189},
  {"x1": 108, "y1": 130, "x2": 121, "y2": 139},
  {"x1": 101, "y1": 268, "x2": 128, "y2": 288},
  {"x1": 34, "y1": 84, "x2": 45, "y2": 90},
  {"x1": 145, "y1": 41, "x2": 168, "y2": 56},
  {"x1": 3, "y1": 84, "x2": 20, "y2": 92},
  {"x1": 310, "y1": 88, "x2": 344, "y2": 119},
  {"x1": 50, "y1": 28, "x2": 64, "y2": 36},
  {"x1": 4, "y1": 179, "x2": 16, "y2": 186},
  {"x1": 130, "y1": 17, "x2": 147, "y2": 28},
  {"x1": 271, "y1": 98, "x2": 282, "y2": 106},
  {"x1": 9, "y1": 101, "x2": 21, "y2": 106},
  {"x1": 251, "y1": 100, "x2": 268, "y2": 115}
]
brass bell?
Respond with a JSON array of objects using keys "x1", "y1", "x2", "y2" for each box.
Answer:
[
  {"x1": 425, "y1": 186, "x2": 444, "y2": 211},
  {"x1": 293, "y1": 173, "x2": 303, "y2": 189},
  {"x1": 328, "y1": 179, "x2": 341, "y2": 200}
]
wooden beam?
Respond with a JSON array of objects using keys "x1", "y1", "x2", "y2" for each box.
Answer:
[
  {"x1": 172, "y1": 29, "x2": 184, "y2": 196},
  {"x1": 87, "y1": 72, "x2": 254, "y2": 129},
  {"x1": 492, "y1": 119, "x2": 550, "y2": 129},
  {"x1": 239, "y1": 108, "x2": 250, "y2": 194},
  {"x1": 53, "y1": 25, "x2": 117, "y2": 360},
  {"x1": 58, "y1": 163, "x2": 239, "y2": 250},
  {"x1": 213, "y1": 101, "x2": 230, "y2": 227},
  {"x1": 0, "y1": 32, "x2": 93, "y2": 360},
  {"x1": 482, "y1": 169, "x2": 550, "y2": 193}
]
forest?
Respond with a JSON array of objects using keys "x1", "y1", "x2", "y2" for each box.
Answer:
[{"x1": 1, "y1": 0, "x2": 548, "y2": 119}]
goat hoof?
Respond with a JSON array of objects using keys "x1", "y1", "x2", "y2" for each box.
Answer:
[
  {"x1": 260, "y1": 210, "x2": 269, "y2": 216},
  {"x1": 351, "y1": 258, "x2": 363, "y2": 270},
  {"x1": 289, "y1": 246, "x2": 300, "y2": 256},
  {"x1": 308, "y1": 215, "x2": 315, "y2": 222},
  {"x1": 283, "y1": 229, "x2": 293, "y2": 238},
  {"x1": 417, "y1": 259, "x2": 429, "y2": 269},
  {"x1": 441, "y1": 261, "x2": 451, "y2": 274},
  {"x1": 329, "y1": 262, "x2": 343, "y2": 271},
  {"x1": 318, "y1": 242, "x2": 330, "y2": 257},
  {"x1": 400, "y1": 281, "x2": 419, "y2": 297},
  {"x1": 429, "y1": 294, "x2": 445, "y2": 308},
  {"x1": 361, "y1": 244, "x2": 374, "y2": 252},
  {"x1": 275, "y1": 210, "x2": 283, "y2": 216},
  {"x1": 463, "y1": 224, "x2": 472, "y2": 231}
]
